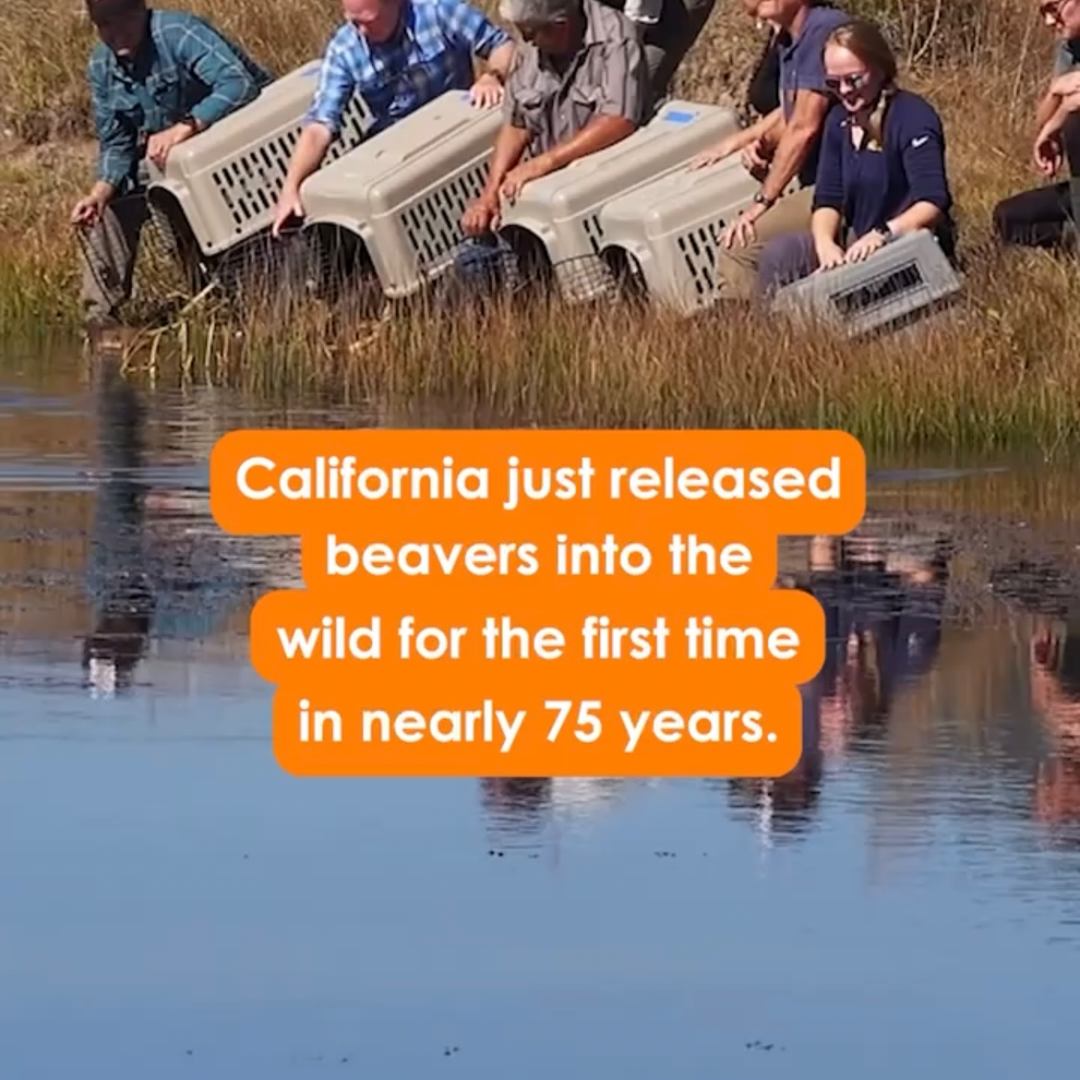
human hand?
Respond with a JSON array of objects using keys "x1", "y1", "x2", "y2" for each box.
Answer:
[
  {"x1": 272, "y1": 187, "x2": 304, "y2": 237},
  {"x1": 740, "y1": 137, "x2": 771, "y2": 180},
  {"x1": 719, "y1": 203, "x2": 766, "y2": 249},
  {"x1": 469, "y1": 72, "x2": 504, "y2": 108},
  {"x1": 844, "y1": 229, "x2": 887, "y2": 263},
  {"x1": 462, "y1": 194, "x2": 501, "y2": 237},
  {"x1": 689, "y1": 138, "x2": 734, "y2": 170},
  {"x1": 1033, "y1": 126, "x2": 1063, "y2": 176},
  {"x1": 146, "y1": 121, "x2": 197, "y2": 170},
  {"x1": 499, "y1": 154, "x2": 554, "y2": 202},
  {"x1": 814, "y1": 240, "x2": 847, "y2": 271},
  {"x1": 1050, "y1": 71, "x2": 1080, "y2": 100},
  {"x1": 71, "y1": 192, "x2": 106, "y2": 227}
]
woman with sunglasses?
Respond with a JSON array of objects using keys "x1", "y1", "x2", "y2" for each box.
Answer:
[
  {"x1": 756, "y1": 18, "x2": 955, "y2": 293},
  {"x1": 992, "y1": 0, "x2": 1080, "y2": 250}
]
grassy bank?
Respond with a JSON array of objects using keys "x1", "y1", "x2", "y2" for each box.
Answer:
[{"x1": 2, "y1": 1, "x2": 1078, "y2": 452}]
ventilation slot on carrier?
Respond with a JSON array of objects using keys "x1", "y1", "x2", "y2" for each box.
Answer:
[
  {"x1": 829, "y1": 262, "x2": 925, "y2": 316},
  {"x1": 211, "y1": 125, "x2": 303, "y2": 234},
  {"x1": 399, "y1": 165, "x2": 491, "y2": 273}
]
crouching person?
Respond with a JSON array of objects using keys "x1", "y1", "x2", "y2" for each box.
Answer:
[
  {"x1": 457, "y1": 0, "x2": 649, "y2": 292},
  {"x1": 688, "y1": 0, "x2": 851, "y2": 299},
  {"x1": 757, "y1": 20, "x2": 955, "y2": 295},
  {"x1": 72, "y1": 0, "x2": 272, "y2": 330},
  {"x1": 270, "y1": 0, "x2": 516, "y2": 238},
  {"x1": 992, "y1": 0, "x2": 1080, "y2": 250}
]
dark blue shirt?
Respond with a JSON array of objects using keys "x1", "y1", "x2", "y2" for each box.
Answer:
[
  {"x1": 811, "y1": 89, "x2": 952, "y2": 241},
  {"x1": 778, "y1": 4, "x2": 851, "y2": 187}
]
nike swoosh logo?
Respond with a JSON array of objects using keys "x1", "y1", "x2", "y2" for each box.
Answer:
[{"x1": 912, "y1": 136, "x2": 930, "y2": 148}]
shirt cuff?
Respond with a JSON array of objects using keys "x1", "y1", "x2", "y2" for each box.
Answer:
[{"x1": 303, "y1": 108, "x2": 341, "y2": 136}]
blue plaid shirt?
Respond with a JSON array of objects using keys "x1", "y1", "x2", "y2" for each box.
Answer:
[
  {"x1": 305, "y1": 0, "x2": 511, "y2": 136},
  {"x1": 88, "y1": 9, "x2": 273, "y2": 192}
]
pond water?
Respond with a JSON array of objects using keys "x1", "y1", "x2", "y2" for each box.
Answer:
[{"x1": 3, "y1": 342, "x2": 1080, "y2": 1078}]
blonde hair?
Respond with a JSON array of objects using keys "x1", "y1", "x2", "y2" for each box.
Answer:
[{"x1": 826, "y1": 19, "x2": 899, "y2": 148}]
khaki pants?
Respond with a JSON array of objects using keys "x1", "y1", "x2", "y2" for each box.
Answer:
[
  {"x1": 77, "y1": 194, "x2": 150, "y2": 326},
  {"x1": 715, "y1": 185, "x2": 817, "y2": 300}
]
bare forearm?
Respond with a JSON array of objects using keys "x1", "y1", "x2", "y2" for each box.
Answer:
[
  {"x1": 885, "y1": 201, "x2": 943, "y2": 237},
  {"x1": 480, "y1": 126, "x2": 531, "y2": 198},
  {"x1": 1036, "y1": 89, "x2": 1061, "y2": 131},
  {"x1": 90, "y1": 180, "x2": 118, "y2": 205},
  {"x1": 283, "y1": 125, "x2": 333, "y2": 192},
  {"x1": 545, "y1": 116, "x2": 635, "y2": 171},
  {"x1": 485, "y1": 42, "x2": 515, "y2": 81},
  {"x1": 760, "y1": 124, "x2": 819, "y2": 202},
  {"x1": 724, "y1": 108, "x2": 781, "y2": 155},
  {"x1": 811, "y1": 207, "x2": 841, "y2": 247}
]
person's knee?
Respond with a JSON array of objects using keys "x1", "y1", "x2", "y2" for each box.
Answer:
[
  {"x1": 991, "y1": 197, "x2": 1011, "y2": 242},
  {"x1": 1062, "y1": 111, "x2": 1080, "y2": 175},
  {"x1": 757, "y1": 232, "x2": 815, "y2": 296},
  {"x1": 992, "y1": 192, "x2": 1028, "y2": 244}
]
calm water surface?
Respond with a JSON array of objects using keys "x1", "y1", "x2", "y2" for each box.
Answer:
[{"x1": 3, "y1": 346, "x2": 1080, "y2": 1078}]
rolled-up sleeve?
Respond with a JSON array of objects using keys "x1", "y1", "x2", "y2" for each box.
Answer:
[
  {"x1": 899, "y1": 104, "x2": 952, "y2": 212},
  {"x1": 304, "y1": 35, "x2": 355, "y2": 135},
  {"x1": 176, "y1": 18, "x2": 264, "y2": 127},
  {"x1": 595, "y1": 40, "x2": 648, "y2": 125},
  {"x1": 437, "y1": 0, "x2": 511, "y2": 59},
  {"x1": 89, "y1": 57, "x2": 137, "y2": 188},
  {"x1": 811, "y1": 112, "x2": 844, "y2": 212}
]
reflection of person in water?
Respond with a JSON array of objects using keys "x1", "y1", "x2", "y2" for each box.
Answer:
[
  {"x1": 1029, "y1": 616, "x2": 1080, "y2": 828},
  {"x1": 806, "y1": 527, "x2": 952, "y2": 749},
  {"x1": 81, "y1": 358, "x2": 154, "y2": 696},
  {"x1": 727, "y1": 672, "x2": 824, "y2": 841},
  {"x1": 725, "y1": 524, "x2": 953, "y2": 840}
]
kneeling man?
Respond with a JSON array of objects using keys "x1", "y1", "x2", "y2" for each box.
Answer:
[
  {"x1": 461, "y1": 0, "x2": 650, "y2": 239},
  {"x1": 72, "y1": 0, "x2": 272, "y2": 329}
]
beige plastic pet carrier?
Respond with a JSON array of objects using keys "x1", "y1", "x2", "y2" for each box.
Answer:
[
  {"x1": 145, "y1": 59, "x2": 371, "y2": 261},
  {"x1": 298, "y1": 90, "x2": 505, "y2": 299},
  {"x1": 495, "y1": 100, "x2": 742, "y2": 303},
  {"x1": 769, "y1": 228, "x2": 963, "y2": 337},
  {"x1": 596, "y1": 154, "x2": 798, "y2": 314}
]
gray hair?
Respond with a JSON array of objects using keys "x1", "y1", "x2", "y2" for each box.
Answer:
[{"x1": 498, "y1": 0, "x2": 579, "y2": 23}]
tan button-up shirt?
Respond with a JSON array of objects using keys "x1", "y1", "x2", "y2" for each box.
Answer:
[{"x1": 503, "y1": 0, "x2": 649, "y2": 155}]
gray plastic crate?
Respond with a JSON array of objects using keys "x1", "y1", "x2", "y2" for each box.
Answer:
[
  {"x1": 769, "y1": 228, "x2": 962, "y2": 337},
  {"x1": 495, "y1": 100, "x2": 742, "y2": 303},
  {"x1": 299, "y1": 90, "x2": 505, "y2": 298},
  {"x1": 145, "y1": 59, "x2": 371, "y2": 260},
  {"x1": 596, "y1": 154, "x2": 798, "y2": 313}
]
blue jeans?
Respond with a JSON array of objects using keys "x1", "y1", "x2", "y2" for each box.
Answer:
[
  {"x1": 447, "y1": 234, "x2": 520, "y2": 300},
  {"x1": 757, "y1": 231, "x2": 822, "y2": 296}
]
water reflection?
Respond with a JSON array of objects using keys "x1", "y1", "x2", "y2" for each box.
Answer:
[
  {"x1": 9, "y1": 355, "x2": 1080, "y2": 1071},
  {"x1": 82, "y1": 359, "x2": 154, "y2": 696},
  {"x1": 1031, "y1": 615, "x2": 1080, "y2": 836}
]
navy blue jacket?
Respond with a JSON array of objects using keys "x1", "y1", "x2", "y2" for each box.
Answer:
[{"x1": 811, "y1": 89, "x2": 954, "y2": 250}]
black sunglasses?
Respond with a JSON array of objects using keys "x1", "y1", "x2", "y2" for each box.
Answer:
[{"x1": 824, "y1": 71, "x2": 871, "y2": 93}]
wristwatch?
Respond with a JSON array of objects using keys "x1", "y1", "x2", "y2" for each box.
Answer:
[
  {"x1": 753, "y1": 191, "x2": 776, "y2": 210},
  {"x1": 876, "y1": 223, "x2": 894, "y2": 243}
]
